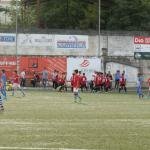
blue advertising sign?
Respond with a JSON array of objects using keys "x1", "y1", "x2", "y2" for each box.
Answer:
[{"x1": 0, "y1": 36, "x2": 15, "y2": 42}]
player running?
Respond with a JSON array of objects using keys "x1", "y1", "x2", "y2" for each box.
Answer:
[
  {"x1": 12, "y1": 70, "x2": 25, "y2": 97},
  {"x1": 72, "y1": 69, "x2": 81, "y2": 102}
]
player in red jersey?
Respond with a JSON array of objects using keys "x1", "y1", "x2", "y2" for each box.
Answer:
[
  {"x1": 147, "y1": 77, "x2": 150, "y2": 96},
  {"x1": 73, "y1": 69, "x2": 81, "y2": 102},
  {"x1": 58, "y1": 72, "x2": 67, "y2": 92},
  {"x1": 70, "y1": 73, "x2": 75, "y2": 92},
  {"x1": 105, "y1": 75, "x2": 111, "y2": 92},
  {"x1": 80, "y1": 73, "x2": 87, "y2": 92},
  {"x1": 101, "y1": 73, "x2": 106, "y2": 91},
  {"x1": 78, "y1": 71, "x2": 82, "y2": 89},
  {"x1": 119, "y1": 74, "x2": 127, "y2": 93},
  {"x1": 93, "y1": 72, "x2": 101, "y2": 92},
  {"x1": 12, "y1": 70, "x2": 25, "y2": 96}
]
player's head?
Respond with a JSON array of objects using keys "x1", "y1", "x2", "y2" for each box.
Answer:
[
  {"x1": 1, "y1": 69, "x2": 5, "y2": 73},
  {"x1": 83, "y1": 73, "x2": 85, "y2": 76},
  {"x1": 74, "y1": 69, "x2": 78, "y2": 74},
  {"x1": 14, "y1": 70, "x2": 17, "y2": 74}
]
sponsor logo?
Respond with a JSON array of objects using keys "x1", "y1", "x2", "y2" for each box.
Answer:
[
  {"x1": 134, "y1": 53, "x2": 142, "y2": 59},
  {"x1": 134, "y1": 36, "x2": 150, "y2": 44},
  {"x1": 0, "y1": 61, "x2": 16, "y2": 66},
  {"x1": 80, "y1": 60, "x2": 90, "y2": 67},
  {"x1": 135, "y1": 45, "x2": 141, "y2": 51},
  {"x1": 20, "y1": 35, "x2": 53, "y2": 45},
  {"x1": 0, "y1": 36, "x2": 15, "y2": 42},
  {"x1": 57, "y1": 36, "x2": 87, "y2": 49}
]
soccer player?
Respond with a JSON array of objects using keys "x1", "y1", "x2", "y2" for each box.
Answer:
[
  {"x1": 58, "y1": 72, "x2": 67, "y2": 92},
  {"x1": 12, "y1": 70, "x2": 25, "y2": 97},
  {"x1": 20, "y1": 69, "x2": 26, "y2": 88},
  {"x1": 136, "y1": 76, "x2": 144, "y2": 99},
  {"x1": 115, "y1": 70, "x2": 120, "y2": 90},
  {"x1": 51, "y1": 70, "x2": 59, "y2": 89},
  {"x1": 147, "y1": 77, "x2": 150, "y2": 96},
  {"x1": 108, "y1": 71, "x2": 113, "y2": 90},
  {"x1": 101, "y1": 73, "x2": 106, "y2": 91},
  {"x1": 80, "y1": 73, "x2": 87, "y2": 92},
  {"x1": 0, "y1": 80, "x2": 4, "y2": 110},
  {"x1": 42, "y1": 67, "x2": 48, "y2": 88},
  {"x1": 105, "y1": 75, "x2": 111, "y2": 92},
  {"x1": 119, "y1": 74, "x2": 127, "y2": 93},
  {"x1": 70, "y1": 73, "x2": 75, "y2": 92},
  {"x1": 73, "y1": 69, "x2": 81, "y2": 102},
  {"x1": 1, "y1": 69, "x2": 7, "y2": 99}
]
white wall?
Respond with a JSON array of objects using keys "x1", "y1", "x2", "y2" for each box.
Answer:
[{"x1": 0, "y1": 33, "x2": 137, "y2": 57}]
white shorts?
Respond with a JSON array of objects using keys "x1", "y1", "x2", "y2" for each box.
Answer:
[
  {"x1": 12, "y1": 83, "x2": 21, "y2": 89},
  {"x1": 73, "y1": 88, "x2": 79, "y2": 93}
]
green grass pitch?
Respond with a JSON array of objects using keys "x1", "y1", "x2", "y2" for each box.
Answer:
[{"x1": 0, "y1": 90, "x2": 150, "y2": 150}]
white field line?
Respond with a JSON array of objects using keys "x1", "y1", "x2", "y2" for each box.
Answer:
[
  {"x1": 0, "y1": 147, "x2": 90, "y2": 150},
  {"x1": 1, "y1": 119, "x2": 150, "y2": 125}
]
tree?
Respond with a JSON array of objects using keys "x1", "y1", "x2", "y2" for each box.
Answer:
[
  {"x1": 9, "y1": 0, "x2": 37, "y2": 29},
  {"x1": 9, "y1": 0, "x2": 150, "y2": 31},
  {"x1": 106, "y1": 0, "x2": 150, "y2": 31}
]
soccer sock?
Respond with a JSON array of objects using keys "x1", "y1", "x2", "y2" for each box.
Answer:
[
  {"x1": 74, "y1": 93, "x2": 77, "y2": 100},
  {"x1": 12, "y1": 89, "x2": 14, "y2": 96},
  {"x1": 0, "y1": 96, "x2": 3, "y2": 106},
  {"x1": 20, "y1": 87, "x2": 25, "y2": 96}
]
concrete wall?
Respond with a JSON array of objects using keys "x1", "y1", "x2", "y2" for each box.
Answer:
[
  {"x1": 0, "y1": 33, "x2": 136, "y2": 57},
  {"x1": 0, "y1": 32, "x2": 150, "y2": 84}
]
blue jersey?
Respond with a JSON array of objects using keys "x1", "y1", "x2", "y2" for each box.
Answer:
[
  {"x1": 1, "y1": 73, "x2": 6, "y2": 85},
  {"x1": 115, "y1": 73, "x2": 120, "y2": 80}
]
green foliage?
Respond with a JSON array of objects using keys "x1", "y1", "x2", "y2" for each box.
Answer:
[
  {"x1": 9, "y1": 0, "x2": 37, "y2": 28},
  {"x1": 9, "y1": 0, "x2": 150, "y2": 31},
  {"x1": 105, "y1": 0, "x2": 150, "y2": 31}
]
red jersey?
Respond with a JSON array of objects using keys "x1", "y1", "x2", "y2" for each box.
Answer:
[
  {"x1": 73, "y1": 74, "x2": 80, "y2": 88},
  {"x1": 13, "y1": 74, "x2": 20, "y2": 84},
  {"x1": 0, "y1": 82, "x2": 2, "y2": 89},
  {"x1": 95, "y1": 75, "x2": 102, "y2": 86},
  {"x1": 102, "y1": 75, "x2": 106, "y2": 84},
  {"x1": 105, "y1": 77, "x2": 110, "y2": 87},
  {"x1": 147, "y1": 78, "x2": 150, "y2": 86},
  {"x1": 120, "y1": 76, "x2": 126, "y2": 85},
  {"x1": 58, "y1": 77, "x2": 65, "y2": 84},
  {"x1": 78, "y1": 74, "x2": 82, "y2": 85},
  {"x1": 81, "y1": 75, "x2": 87, "y2": 85},
  {"x1": 70, "y1": 75, "x2": 74, "y2": 86}
]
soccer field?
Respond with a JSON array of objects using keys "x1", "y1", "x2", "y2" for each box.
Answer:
[{"x1": 0, "y1": 90, "x2": 150, "y2": 150}]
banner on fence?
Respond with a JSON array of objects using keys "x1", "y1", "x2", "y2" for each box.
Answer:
[
  {"x1": 18, "y1": 34, "x2": 54, "y2": 47},
  {"x1": 0, "y1": 33, "x2": 16, "y2": 46},
  {"x1": 67, "y1": 57, "x2": 101, "y2": 81},
  {"x1": 55, "y1": 35, "x2": 88, "y2": 50}
]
